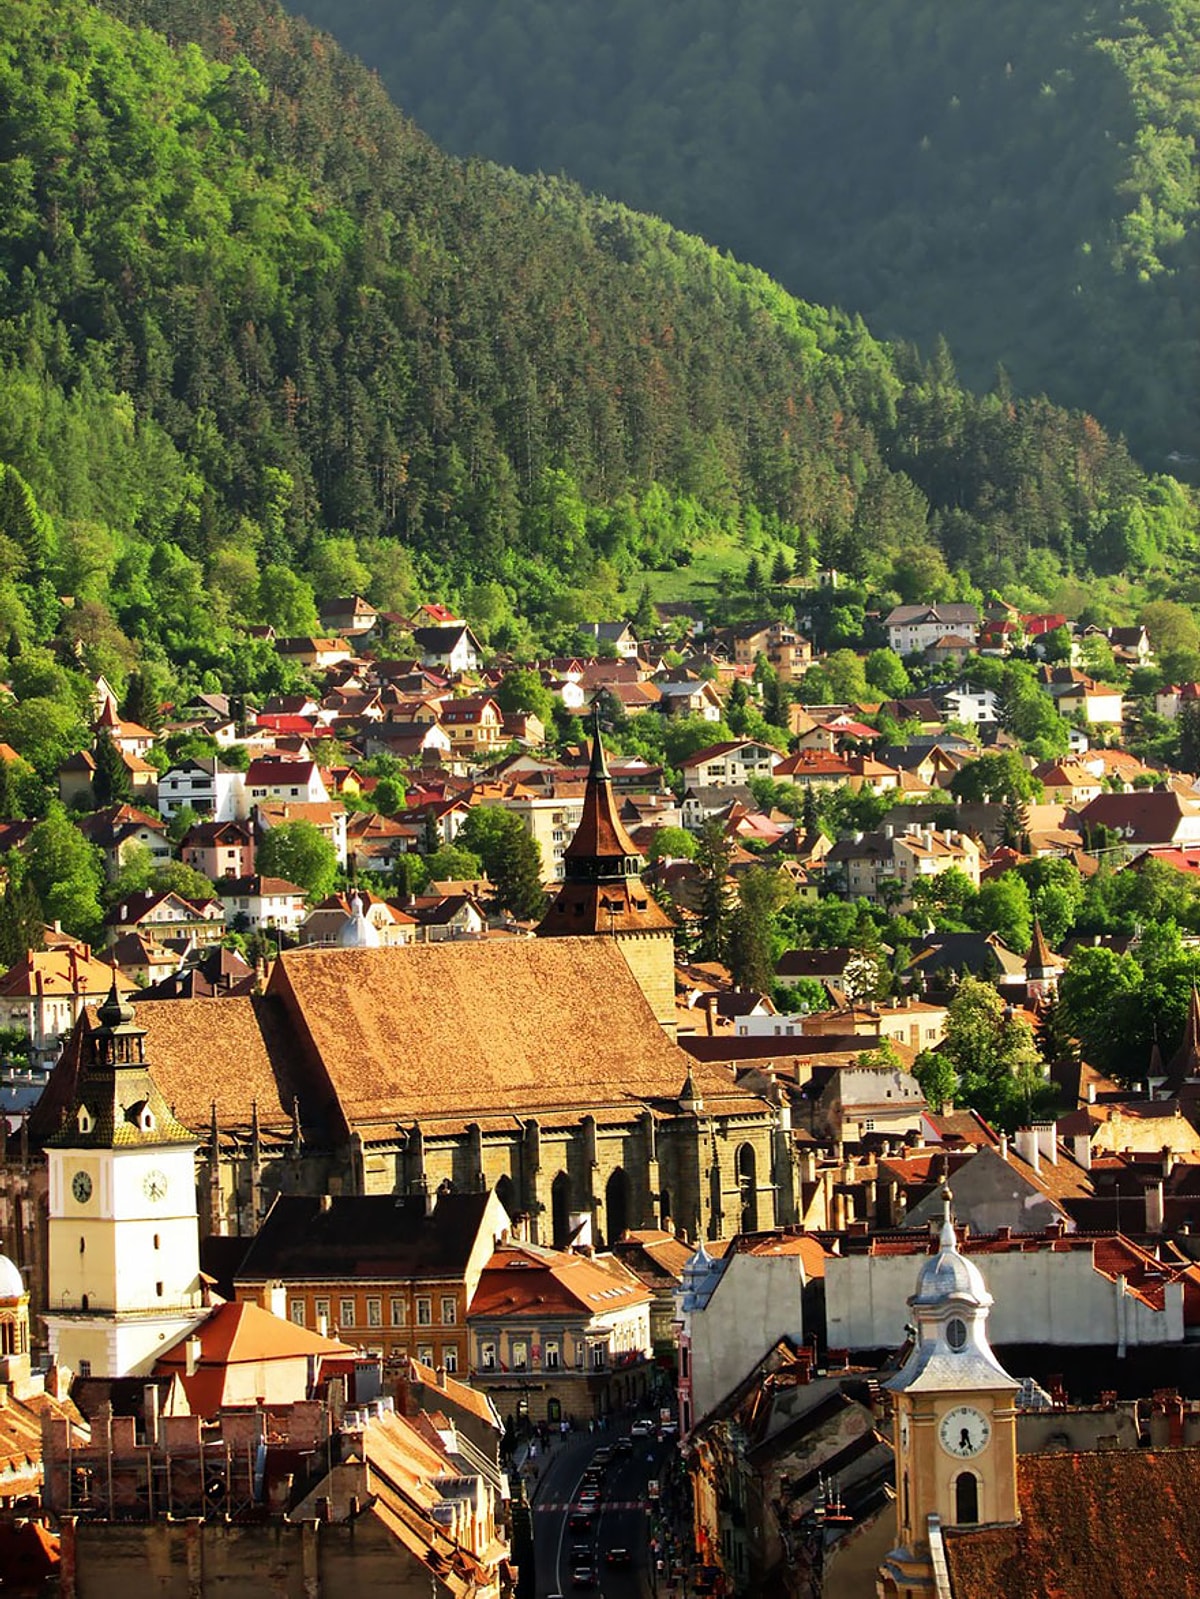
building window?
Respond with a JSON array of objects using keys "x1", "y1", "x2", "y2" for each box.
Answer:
[
  {"x1": 481, "y1": 1342, "x2": 496, "y2": 1371},
  {"x1": 863, "y1": 1118, "x2": 876, "y2": 1132},
  {"x1": 418, "y1": 1344, "x2": 434, "y2": 1365},
  {"x1": 440, "y1": 1296, "x2": 457, "y2": 1325},
  {"x1": 443, "y1": 1346, "x2": 458, "y2": 1373},
  {"x1": 367, "y1": 1298, "x2": 382, "y2": 1328},
  {"x1": 340, "y1": 1298, "x2": 356, "y2": 1328},
  {"x1": 156, "y1": 1282, "x2": 163, "y2": 1298},
  {"x1": 544, "y1": 1341, "x2": 560, "y2": 1370},
  {"x1": 315, "y1": 1298, "x2": 330, "y2": 1329},
  {"x1": 78, "y1": 1359, "x2": 91, "y2": 1378},
  {"x1": 590, "y1": 1344, "x2": 606, "y2": 1370},
  {"x1": 390, "y1": 1297, "x2": 406, "y2": 1327},
  {"x1": 416, "y1": 1296, "x2": 432, "y2": 1325},
  {"x1": 513, "y1": 1340, "x2": 528, "y2": 1371},
  {"x1": 290, "y1": 1299, "x2": 306, "y2": 1326}
]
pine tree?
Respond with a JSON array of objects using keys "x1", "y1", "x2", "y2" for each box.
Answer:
[
  {"x1": 489, "y1": 823, "x2": 547, "y2": 921},
  {"x1": 728, "y1": 867, "x2": 781, "y2": 994},
  {"x1": 92, "y1": 735, "x2": 132, "y2": 808},
  {"x1": 695, "y1": 818, "x2": 734, "y2": 963},
  {"x1": 802, "y1": 785, "x2": 821, "y2": 836},
  {"x1": 632, "y1": 582, "x2": 656, "y2": 637},
  {"x1": 770, "y1": 547, "x2": 791, "y2": 587},
  {"x1": 745, "y1": 555, "x2": 763, "y2": 598},
  {"x1": 123, "y1": 671, "x2": 162, "y2": 733}
]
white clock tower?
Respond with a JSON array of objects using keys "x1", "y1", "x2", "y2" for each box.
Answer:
[
  {"x1": 877, "y1": 1190, "x2": 1020, "y2": 1598},
  {"x1": 43, "y1": 981, "x2": 208, "y2": 1379}
]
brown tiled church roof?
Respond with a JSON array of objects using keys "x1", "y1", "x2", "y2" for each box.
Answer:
[
  {"x1": 943, "y1": 1449, "x2": 1200, "y2": 1596},
  {"x1": 35, "y1": 943, "x2": 754, "y2": 1145}
]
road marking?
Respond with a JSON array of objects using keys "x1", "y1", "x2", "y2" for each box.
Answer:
[{"x1": 537, "y1": 1500, "x2": 649, "y2": 1513}]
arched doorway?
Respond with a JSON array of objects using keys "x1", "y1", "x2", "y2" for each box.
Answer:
[
  {"x1": 552, "y1": 1173, "x2": 571, "y2": 1248},
  {"x1": 495, "y1": 1174, "x2": 516, "y2": 1216},
  {"x1": 737, "y1": 1143, "x2": 758, "y2": 1233},
  {"x1": 955, "y1": 1472, "x2": 979, "y2": 1525},
  {"x1": 605, "y1": 1168, "x2": 630, "y2": 1244}
]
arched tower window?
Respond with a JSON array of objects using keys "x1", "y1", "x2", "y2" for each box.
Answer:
[
  {"x1": 551, "y1": 1172, "x2": 572, "y2": 1248},
  {"x1": 737, "y1": 1143, "x2": 758, "y2": 1233},
  {"x1": 955, "y1": 1471, "x2": 979, "y2": 1525},
  {"x1": 605, "y1": 1168, "x2": 629, "y2": 1245}
]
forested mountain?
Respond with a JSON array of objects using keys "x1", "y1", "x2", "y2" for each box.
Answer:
[
  {"x1": 0, "y1": 0, "x2": 1191, "y2": 701},
  {"x1": 284, "y1": 0, "x2": 1200, "y2": 468}
]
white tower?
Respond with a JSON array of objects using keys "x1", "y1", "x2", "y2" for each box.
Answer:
[
  {"x1": 877, "y1": 1190, "x2": 1020, "y2": 1598},
  {"x1": 43, "y1": 981, "x2": 207, "y2": 1378}
]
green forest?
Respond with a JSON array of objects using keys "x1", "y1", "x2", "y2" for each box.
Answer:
[
  {"x1": 0, "y1": 0, "x2": 1192, "y2": 707},
  {"x1": 286, "y1": 0, "x2": 1200, "y2": 469}
]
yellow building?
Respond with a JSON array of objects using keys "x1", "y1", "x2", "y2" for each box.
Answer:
[
  {"x1": 878, "y1": 1190, "x2": 1019, "y2": 1597},
  {"x1": 42, "y1": 983, "x2": 208, "y2": 1380}
]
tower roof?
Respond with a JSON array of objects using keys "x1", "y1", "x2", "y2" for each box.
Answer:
[
  {"x1": 537, "y1": 715, "x2": 675, "y2": 937},
  {"x1": 561, "y1": 718, "x2": 642, "y2": 870},
  {"x1": 45, "y1": 985, "x2": 198, "y2": 1151},
  {"x1": 1168, "y1": 982, "x2": 1200, "y2": 1086},
  {"x1": 1024, "y1": 914, "x2": 1058, "y2": 977},
  {"x1": 886, "y1": 1189, "x2": 1016, "y2": 1396}
]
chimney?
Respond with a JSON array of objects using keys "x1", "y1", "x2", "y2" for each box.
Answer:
[
  {"x1": 998, "y1": 1133, "x2": 1009, "y2": 1161},
  {"x1": 1035, "y1": 1123, "x2": 1058, "y2": 1166},
  {"x1": 184, "y1": 1337, "x2": 201, "y2": 1377},
  {"x1": 1162, "y1": 1144, "x2": 1173, "y2": 1180},
  {"x1": 1014, "y1": 1126, "x2": 1040, "y2": 1174},
  {"x1": 1087, "y1": 1080, "x2": 1097, "y2": 1105},
  {"x1": 1073, "y1": 1134, "x2": 1092, "y2": 1171},
  {"x1": 1146, "y1": 1180, "x2": 1165, "y2": 1234}
]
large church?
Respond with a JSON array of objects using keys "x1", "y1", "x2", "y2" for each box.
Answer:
[{"x1": 7, "y1": 730, "x2": 793, "y2": 1340}]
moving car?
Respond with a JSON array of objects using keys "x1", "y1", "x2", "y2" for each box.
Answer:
[
  {"x1": 606, "y1": 1548, "x2": 632, "y2": 1567},
  {"x1": 568, "y1": 1511, "x2": 592, "y2": 1534},
  {"x1": 571, "y1": 1567, "x2": 595, "y2": 1589},
  {"x1": 630, "y1": 1419, "x2": 655, "y2": 1438}
]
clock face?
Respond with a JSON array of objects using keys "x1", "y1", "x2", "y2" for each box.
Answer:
[
  {"x1": 939, "y1": 1405, "x2": 990, "y2": 1459},
  {"x1": 71, "y1": 1170, "x2": 92, "y2": 1204},
  {"x1": 143, "y1": 1169, "x2": 168, "y2": 1203}
]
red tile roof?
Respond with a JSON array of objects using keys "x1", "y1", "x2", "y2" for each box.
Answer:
[{"x1": 944, "y1": 1449, "x2": 1200, "y2": 1596}]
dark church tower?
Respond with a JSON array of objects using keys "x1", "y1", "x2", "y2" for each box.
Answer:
[{"x1": 537, "y1": 721, "x2": 677, "y2": 1034}]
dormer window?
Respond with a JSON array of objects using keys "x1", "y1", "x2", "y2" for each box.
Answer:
[
  {"x1": 76, "y1": 1106, "x2": 93, "y2": 1135},
  {"x1": 946, "y1": 1317, "x2": 968, "y2": 1351}
]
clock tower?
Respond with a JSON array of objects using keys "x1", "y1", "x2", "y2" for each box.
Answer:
[
  {"x1": 43, "y1": 980, "x2": 207, "y2": 1380},
  {"x1": 878, "y1": 1190, "x2": 1019, "y2": 1598}
]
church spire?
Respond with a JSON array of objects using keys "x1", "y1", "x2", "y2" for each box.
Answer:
[
  {"x1": 1168, "y1": 981, "x2": 1200, "y2": 1086},
  {"x1": 559, "y1": 712, "x2": 643, "y2": 880}
]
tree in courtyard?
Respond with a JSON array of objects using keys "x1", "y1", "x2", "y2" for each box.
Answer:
[
  {"x1": 25, "y1": 804, "x2": 105, "y2": 942},
  {"x1": 939, "y1": 976, "x2": 1052, "y2": 1131},
  {"x1": 257, "y1": 820, "x2": 338, "y2": 901}
]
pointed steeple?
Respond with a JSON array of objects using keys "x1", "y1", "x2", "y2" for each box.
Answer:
[
  {"x1": 560, "y1": 712, "x2": 643, "y2": 878},
  {"x1": 678, "y1": 1067, "x2": 705, "y2": 1115},
  {"x1": 1024, "y1": 914, "x2": 1056, "y2": 979},
  {"x1": 1168, "y1": 981, "x2": 1200, "y2": 1085},
  {"x1": 536, "y1": 710, "x2": 675, "y2": 938}
]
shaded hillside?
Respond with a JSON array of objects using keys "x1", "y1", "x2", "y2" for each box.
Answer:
[
  {"x1": 284, "y1": 0, "x2": 1200, "y2": 466},
  {"x1": 0, "y1": 0, "x2": 1189, "y2": 695}
]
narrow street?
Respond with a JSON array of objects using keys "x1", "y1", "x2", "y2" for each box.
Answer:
[{"x1": 529, "y1": 1422, "x2": 680, "y2": 1599}]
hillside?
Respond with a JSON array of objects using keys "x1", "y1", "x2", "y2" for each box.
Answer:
[
  {"x1": 284, "y1": 0, "x2": 1200, "y2": 468},
  {"x1": 0, "y1": 0, "x2": 1190, "y2": 700}
]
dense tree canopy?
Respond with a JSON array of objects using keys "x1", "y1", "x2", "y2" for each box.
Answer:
[{"x1": 295, "y1": 0, "x2": 1200, "y2": 466}]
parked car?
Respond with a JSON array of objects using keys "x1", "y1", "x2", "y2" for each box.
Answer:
[
  {"x1": 659, "y1": 1420, "x2": 679, "y2": 1440},
  {"x1": 630, "y1": 1419, "x2": 655, "y2": 1437}
]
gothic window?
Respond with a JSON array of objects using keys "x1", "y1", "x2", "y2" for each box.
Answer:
[
  {"x1": 737, "y1": 1143, "x2": 758, "y2": 1233},
  {"x1": 495, "y1": 1174, "x2": 516, "y2": 1215},
  {"x1": 552, "y1": 1172, "x2": 571, "y2": 1248},
  {"x1": 605, "y1": 1168, "x2": 630, "y2": 1244}
]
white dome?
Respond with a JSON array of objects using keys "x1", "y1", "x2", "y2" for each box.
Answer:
[
  {"x1": 338, "y1": 893, "x2": 382, "y2": 949},
  {"x1": 912, "y1": 1242, "x2": 989, "y2": 1308},
  {"x1": 0, "y1": 1254, "x2": 26, "y2": 1300}
]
